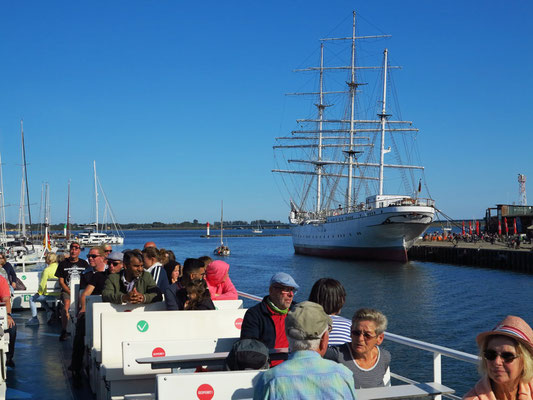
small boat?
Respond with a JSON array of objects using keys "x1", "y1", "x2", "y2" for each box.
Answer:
[
  {"x1": 214, "y1": 200, "x2": 230, "y2": 256},
  {"x1": 252, "y1": 222, "x2": 263, "y2": 234},
  {"x1": 76, "y1": 161, "x2": 124, "y2": 246}
]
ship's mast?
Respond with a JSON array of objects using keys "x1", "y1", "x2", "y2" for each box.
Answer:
[
  {"x1": 315, "y1": 43, "x2": 325, "y2": 213},
  {"x1": 378, "y1": 49, "x2": 390, "y2": 195},
  {"x1": 346, "y1": 11, "x2": 357, "y2": 209}
]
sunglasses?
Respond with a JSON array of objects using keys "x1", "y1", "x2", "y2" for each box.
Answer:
[
  {"x1": 105, "y1": 250, "x2": 112, "y2": 253},
  {"x1": 272, "y1": 285, "x2": 297, "y2": 294},
  {"x1": 351, "y1": 329, "x2": 378, "y2": 339},
  {"x1": 107, "y1": 261, "x2": 121, "y2": 266},
  {"x1": 483, "y1": 349, "x2": 520, "y2": 363},
  {"x1": 70, "y1": 246, "x2": 80, "y2": 250},
  {"x1": 87, "y1": 254, "x2": 100, "y2": 259}
]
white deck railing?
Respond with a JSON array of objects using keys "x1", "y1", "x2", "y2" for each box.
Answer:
[{"x1": 238, "y1": 291, "x2": 477, "y2": 400}]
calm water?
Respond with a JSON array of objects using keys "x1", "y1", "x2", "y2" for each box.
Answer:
[{"x1": 108, "y1": 229, "x2": 533, "y2": 396}]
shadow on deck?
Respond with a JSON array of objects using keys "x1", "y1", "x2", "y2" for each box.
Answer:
[{"x1": 7, "y1": 309, "x2": 93, "y2": 400}]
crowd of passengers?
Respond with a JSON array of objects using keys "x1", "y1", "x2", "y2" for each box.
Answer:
[{"x1": 5, "y1": 240, "x2": 533, "y2": 399}]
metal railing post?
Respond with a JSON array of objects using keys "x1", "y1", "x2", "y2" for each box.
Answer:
[{"x1": 433, "y1": 352, "x2": 442, "y2": 400}]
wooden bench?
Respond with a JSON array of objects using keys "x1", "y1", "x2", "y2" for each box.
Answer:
[{"x1": 96, "y1": 308, "x2": 246, "y2": 400}]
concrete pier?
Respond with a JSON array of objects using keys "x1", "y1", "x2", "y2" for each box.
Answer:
[{"x1": 408, "y1": 240, "x2": 533, "y2": 273}]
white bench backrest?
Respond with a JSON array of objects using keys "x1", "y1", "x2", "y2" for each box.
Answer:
[
  {"x1": 101, "y1": 309, "x2": 246, "y2": 370},
  {"x1": 92, "y1": 301, "x2": 167, "y2": 362},
  {"x1": 17, "y1": 271, "x2": 41, "y2": 292},
  {"x1": 85, "y1": 295, "x2": 103, "y2": 348},
  {"x1": 45, "y1": 279, "x2": 60, "y2": 292},
  {"x1": 122, "y1": 337, "x2": 238, "y2": 375},
  {"x1": 213, "y1": 299, "x2": 243, "y2": 309},
  {"x1": 156, "y1": 370, "x2": 261, "y2": 400}
]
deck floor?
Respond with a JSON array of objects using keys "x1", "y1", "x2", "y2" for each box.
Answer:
[{"x1": 7, "y1": 309, "x2": 93, "y2": 400}]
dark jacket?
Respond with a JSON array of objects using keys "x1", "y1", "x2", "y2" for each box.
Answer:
[
  {"x1": 240, "y1": 295, "x2": 297, "y2": 349},
  {"x1": 2, "y1": 262, "x2": 17, "y2": 286},
  {"x1": 165, "y1": 282, "x2": 215, "y2": 310},
  {"x1": 102, "y1": 270, "x2": 162, "y2": 304}
]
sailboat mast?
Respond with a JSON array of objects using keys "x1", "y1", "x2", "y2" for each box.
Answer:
[
  {"x1": 66, "y1": 180, "x2": 71, "y2": 241},
  {"x1": 346, "y1": 11, "x2": 357, "y2": 209},
  {"x1": 378, "y1": 49, "x2": 389, "y2": 196},
  {"x1": 220, "y1": 200, "x2": 223, "y2": 246},
  {"x1": 94, "y1": 161, "x2": 99, "y2": 233},
  {"x1": 316, "y1": 43, "x2": 325, "y2": 213},
  {"x1": 21, "y1": 120, "x2": 33, "y2": 239},
  {"x1": 0, "y1": 154, "x2": 6, "y2": 244}
]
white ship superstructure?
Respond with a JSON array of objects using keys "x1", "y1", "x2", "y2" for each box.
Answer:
[{"x1": 273, "y1": 12, "x2": 435, "y2": 262}]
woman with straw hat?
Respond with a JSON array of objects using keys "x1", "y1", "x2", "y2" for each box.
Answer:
[{"x1": 464, "y1": 315, "x2": 533, "y2": 399}]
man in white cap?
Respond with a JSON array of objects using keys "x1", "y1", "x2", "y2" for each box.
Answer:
[
  {"x1": 241, "y1": 272, "x2": 299, "y2": 366},
  {"x1": 253, "y1": 301, "x2": 356, "y2": 399}
]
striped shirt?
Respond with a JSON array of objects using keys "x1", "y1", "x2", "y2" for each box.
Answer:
[{"x1": 329, "y1": 315, "x2": 352, "y2": 346}]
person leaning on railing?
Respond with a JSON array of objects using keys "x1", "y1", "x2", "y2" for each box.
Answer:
[{"x1": 463, "y1": 315, "x2": 533, "y2": 400}]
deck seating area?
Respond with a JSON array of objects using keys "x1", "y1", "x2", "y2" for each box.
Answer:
[{"x1": 2, "y1": 272, "x2": 464, "y2": 400}]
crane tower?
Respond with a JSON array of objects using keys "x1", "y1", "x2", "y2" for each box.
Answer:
[{"x1": 518, "y1": 174, "x2": 527, "y2": 206}]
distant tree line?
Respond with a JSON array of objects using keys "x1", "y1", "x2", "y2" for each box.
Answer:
[{"x1": 3, "y1": 219, "x2": 288, "y2": 231}]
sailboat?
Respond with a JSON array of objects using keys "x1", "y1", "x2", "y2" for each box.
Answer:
[
  {"x1": 252, "y1": 222, "x2": 263, "y2": 234},
  {"x1": 3, "y1": 120, "x2": 56, "y2": 268},
  {"x1": 214, "y1": 200, "x2": 230, "y2": 256},
  {"x1": 76, "y1": 161, "x2": 124, "y2": 246},
  {"x1": 273, "y1": 12, "x2": 435, "y2": 262}
]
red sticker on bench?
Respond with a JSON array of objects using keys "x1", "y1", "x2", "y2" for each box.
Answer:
[
  {"x1": 152, "y1": 347, "x2": 165, "y2": 357},
  {"x1": 234, "y1": 318, "x2": 243, "y2": 329},
  {"x1": 196, "y1": 384, "x2": 214, "y2": 400}
]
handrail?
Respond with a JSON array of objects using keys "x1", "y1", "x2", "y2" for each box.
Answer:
[{"x1": 237, "y1": 290, "x2": 475, "y2": 399}]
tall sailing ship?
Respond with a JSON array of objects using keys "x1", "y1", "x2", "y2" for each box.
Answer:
[{"x1": 273, "y1": 12, "x2": 435, "y2": 262}]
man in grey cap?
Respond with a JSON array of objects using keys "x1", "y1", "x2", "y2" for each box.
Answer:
[
  {"x1": 253, "y1": 301, "x2": 357, "y2": 399},
  {"x1": 241, "y1": 272, "x2": 299, "y2": 366}
]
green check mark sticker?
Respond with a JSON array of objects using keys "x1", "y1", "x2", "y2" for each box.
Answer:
[{"x1": 136, "y1": 320, "x2": 149, "y2": 333}]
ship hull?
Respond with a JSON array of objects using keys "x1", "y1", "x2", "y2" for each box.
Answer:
[{"x1": 290, "y1": 205, "x2": 435, "y2": 262}]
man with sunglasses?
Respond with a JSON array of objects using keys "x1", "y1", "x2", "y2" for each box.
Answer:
[
  {"x1": 241, "y1": 272, "x2": 299, "y2": 366},
  {"x1": 55, "y1": 242, "x2": 89, "y2": 341},
  {"x1": 70, "y1": 251, "x2": 123, "y2": 386}
]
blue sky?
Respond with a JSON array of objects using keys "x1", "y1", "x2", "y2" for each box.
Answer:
[{"x1": 0, "y1": 1, "x2": 531, "y2": 224}]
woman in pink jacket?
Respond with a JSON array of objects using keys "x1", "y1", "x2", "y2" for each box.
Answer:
[
  {"x1": 464, "y1": 315, "x2": 533, "y2": 400},
  {"x1": 205, "y1": 260, "x2": 238, "y2": 300}
]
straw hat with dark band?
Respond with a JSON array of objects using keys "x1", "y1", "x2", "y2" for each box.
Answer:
[{"x1": 476, "y1": 315, "x2": 533, "y2": 354}]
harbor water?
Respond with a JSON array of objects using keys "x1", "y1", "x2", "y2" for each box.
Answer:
[{"x1": 104, "y1": 229, "x2": 533, "y2": 396}]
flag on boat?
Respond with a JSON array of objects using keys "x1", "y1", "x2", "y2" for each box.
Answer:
[
  {"x1": 462, "y1": 221, "x2": 465, "y2": 235},
  {"x1": 513, "y1": 218, "x2": 517, "y2": 235},
  {"x1": 498, "y1": 219, "x2": 502, "y2": 235},
  {"x1": 476, "y1": 220, "x2": 480, "y2": 235}
]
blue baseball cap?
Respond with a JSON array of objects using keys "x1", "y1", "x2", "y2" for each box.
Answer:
[{"x1": 270, "y1": 272, "x2": 299, "y2": 290}]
